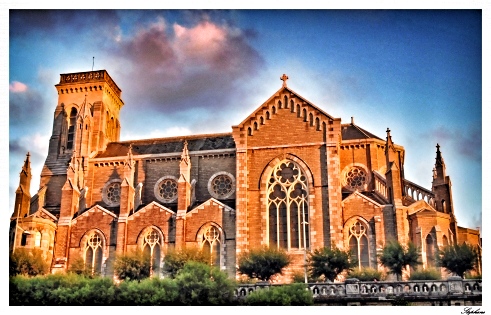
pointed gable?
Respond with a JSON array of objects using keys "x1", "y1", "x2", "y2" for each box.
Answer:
[{"x1": 233, "y1": 81, "x2": 341, "y2": 148}]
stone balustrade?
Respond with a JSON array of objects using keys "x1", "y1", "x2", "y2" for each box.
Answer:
[{"x1": 235, "y1": 277, "x2": 482, "y2": 305}]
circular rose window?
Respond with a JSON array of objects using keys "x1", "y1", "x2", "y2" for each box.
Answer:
[
  {"x1": 208, "y1": 172, "x2": 235, "y2": 199},
  {"x1": 343, "y1": 166, "x2": 369, "y2": 191},
  {"x1": 154, "y1": 176, "x2": 178, "y2": 203},
  {"x1": 102, "y1": 179, "x2": 121, "y2": 206}
]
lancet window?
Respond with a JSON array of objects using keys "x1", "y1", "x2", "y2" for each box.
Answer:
[
  {"x1": 67, "y1": 108, "x2": 77, "y2": 150},
  {"x1": 84, "y1": 231, "x2": 103, "y2": 275},
  {"x1": 201, "y1": 225, "x2": 221, "y2": 266},
  {"x1": 348, "y1": 220, "x2": 370, "y2": 268},
  {"x1": 267, "y1": 161, "x2": 310, "y2": 250},
  {"x1": 141, "y1": 228, "x2": 162, "y2": 275}
]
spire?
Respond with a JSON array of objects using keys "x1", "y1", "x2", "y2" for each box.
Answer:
[
  {"x1": 179, "y1": 140, "x2": 191, "y2": 183},
  {"x1": 435, "y1": 143, "x2": 444, "y2": 166},
  {"x1": 21, "y1": 152, "x2": 31, "y2": 180},
  {"x1": 14, "y1": 152, "x2": 32, "y2": 219},
  {"x1": 433, "y1": 143, "x2": 446, "y2": 180}
]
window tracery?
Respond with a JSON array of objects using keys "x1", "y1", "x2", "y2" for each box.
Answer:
[
  {"x1": 348, "y1": 220, "x2": 370, "y2": 268},
  {"x1": 267, "y1": 161, "x2": 309, "y2": 250},
  {"x1": 208, "y1": 172, "x2": 235, "y2": 199},
  {"x1": 142, "y1": 228, "x2": 162, "y2": 275},
  {"x1": 154, "y1": 176, "x2": 178, "y2": 203},
  {"x1": 102, "y1": 179, "x2": 121, "y2": 206},
  {"x1": 201, "y1": 225, "x2": 221, "y2": 266},
  {"x1": 84, "y1": 231, "x2": 103, "y2": 275}
]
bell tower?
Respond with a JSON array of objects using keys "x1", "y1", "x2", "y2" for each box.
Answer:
[{"x1": 40, "y1": 70, "x2": 124, "y2": 215}]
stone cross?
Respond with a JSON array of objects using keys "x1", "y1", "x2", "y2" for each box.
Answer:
[{"x1": 280, "y1": 74, "x2": 289, "y2": 87}]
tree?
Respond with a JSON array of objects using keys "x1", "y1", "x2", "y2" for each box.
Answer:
[
  {"x1": 68, "y1": 257, "x2": 93, "y2": 277},
  {"x1": 378, "y1": 241, "x2": 420, "y2": 280},
  {"x1": 174, "y1": 261, "x2": 236, "y2": 305},
  {"x1": 114, "y1": 250, "x2": 151, "y2": 281},
  {"x1": 307, "y1": 246, "x2": 356, "y2": 282},
  {"x1": 9, "y1": 248, "x2": 50, "y2": 277},
  {"x1": 437, "y1": 243, "x2": 478, "y2": 278},
  {"x1": 237, "y1": 247, "x2": 291, "y2": 282},
  {"x1": 163, "y1": 247, "x2": 210, "y2": 278}
]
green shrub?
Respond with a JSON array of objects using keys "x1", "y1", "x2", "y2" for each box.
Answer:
[
  {"x1": 163, "y1": 247, "x2": 210, "y2": 278},
  {"x1": 174, "y1": 261, "x2": 236, "y2": 305},
  {"x1": 348, "y1": 267, "x2": 386, "y2": 281},
  {"x1": 113, "y1": 250, "x2": 151, "y2": 281},
  {"x1": 237, "y1": 247, "x2": 291, "y2": 281},
  {"x1": 10, "y1": 273, "x2": 115, "y2": 306},
  {"x1": 9, "y1": 248, "x2": 50, "y2": 277},
  {"x1": 465, "y1": 273, "x2": 482, "y2": 279},
  {"x1": 409, "y1": 268, "x2": 441, "y2": 280},
  {"x1": 241, "y1": 283, "x2": 314, "y2": 306},
  {"x1": 308, "y1": 247, "x2": 356, "y2": 282},
  {"x1": 67, "y1": 257, "x2": 93, "y2": 277},
  {"x1": 114, "y1": 277, "x2": 179, "y2": 306}
]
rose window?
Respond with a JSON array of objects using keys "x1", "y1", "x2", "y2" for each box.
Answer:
[
  {"x1": 103, "y1": 180, "x2": 121, "y2": 206},
  {"x1": 154, "y1": 176, "x2": 178, "y2": 203},
  {"x1": 345, "y1": 167, "x2": 367, "y2": 190},
  {"x1": 208, "y1": 172, "x2": 235, "y2": 199}
]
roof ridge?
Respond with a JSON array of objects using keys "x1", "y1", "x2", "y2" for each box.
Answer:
[{"x1": 116, "y1": 132, "x2": 233, "y2": 144}]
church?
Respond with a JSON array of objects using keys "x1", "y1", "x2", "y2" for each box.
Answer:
[{"x1": 10, "y1": 69, "x2": 481, "y2": 280}]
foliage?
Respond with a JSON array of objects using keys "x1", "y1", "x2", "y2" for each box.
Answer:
[
  {"x1": 114, "y1": 277, "x2": 179, "y2": 306},
  {"x1": 237, "y1": 247, "x2": 291, "y2": 282},
  {"x1": 67, "y1": 257, "x2": 93, "y2": 277},
  {"x1": 348, "y1": 267, "x2": 386, "y2": 281},
  {"x1": 113, "y1": 250, "x2": 151, "y2": 281},
  {"x1": 437, "y1": 243, "x2": 479, "y2": 278},
  {"x1": 163, "y1": 246, "x2": 210, "y2": 278},
  {"x1": 291, "y1": 271, "x2": 320, "y2": 283},
  {"x1": 241, "y1": 283, "x2": 314, "y2": 306},
  {"x1": 9, "y1": 248, "x2": 50, "y2": 277},
  {"x1": 408, "y1": 268, "x2": 442, "y2": 280},
  {"x1": 307, "y1": 246, "x2": 357, "y2": 282},
  {"x1": 378, "y1": 241, "x2": 421, "y2": 280},
  {"x1": 10, "y1": 273, "x2": 115, "y2": 306},
  {"x1": 173, "y1": 261, "x2": 236, "y2": 305}
]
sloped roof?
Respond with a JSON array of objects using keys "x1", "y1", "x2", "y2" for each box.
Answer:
[
  {"x1": 95, "y1": 133, "x2": 236, "y2": 158},
  {"x1": 341, "y1": 123, "x2": 383, "y2": 141}
]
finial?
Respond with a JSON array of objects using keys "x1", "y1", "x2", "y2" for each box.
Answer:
[
  {"x1": 280, "y1": 74, "x2": 289, "y2": 87},
  {"x1": 386, "y1": 127, "x2": 391, "y2": 134}
]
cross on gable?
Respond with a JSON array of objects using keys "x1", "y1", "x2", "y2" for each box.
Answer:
[{"x1": 280, "y1": 74, "x2": 289, "y2": 87}]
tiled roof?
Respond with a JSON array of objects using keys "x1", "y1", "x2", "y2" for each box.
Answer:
[
  {"x1": 341, "y1": 123, "x2": 383, "y2": 141},
  {"x1": 95, "y1": 133, "x2": 236, "y2": 158}
]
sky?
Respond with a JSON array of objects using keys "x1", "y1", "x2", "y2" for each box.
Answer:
[{"x1": 3, "y1": 6, "x2": 487, "y2": 238}]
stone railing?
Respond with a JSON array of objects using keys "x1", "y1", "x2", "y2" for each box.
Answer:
[
  {"x1": 235, "y1": 277, "x2": 482, "y2": 301},
  {"x1": 403, "y1": 179, "x2": 435, "y2": 206}
]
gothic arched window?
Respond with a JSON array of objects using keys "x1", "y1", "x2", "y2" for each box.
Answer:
[
  {"x1": 84, "y1": 231, "x2": 103, "y2": 275},
  {"x1": 142, "y1": 228, "x2": 162, "y2": 275},
  {"x1": 201, "y1": 225, "x2": 221, "y2": 266},
  {"x1": 67, "y1": 108, "x2": 77, "y2": 150},
  {"x1": 348, "y1": 220, "x2": 370, "y2": 268},
  {"x1": 267, "y1": 161, "x2": 309, "y2": 250}
]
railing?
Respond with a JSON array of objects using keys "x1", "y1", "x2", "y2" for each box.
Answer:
[
  {"x1": 403, "y1": 179, "x2": 435, "y2": 206},
  {"x1": 235, "y1": 277, "x2": 482, "y2": 300}
]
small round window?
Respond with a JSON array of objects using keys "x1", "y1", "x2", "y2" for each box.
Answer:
[
  {"x1": 154, "y1": 176, "x2": 178, "y2": 203},
  {"x1": 102, "y1": 179, "x2": 121, "y2": 206},
  {"x1": 208, "y1": 172, "x2": 235, "y2": 199},
  {"x1": 342, "y1": 165, "x2": 370, "y2": 191}
]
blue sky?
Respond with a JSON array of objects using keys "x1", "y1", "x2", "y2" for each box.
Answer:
[{"x1": 4, "y1": 7, "x2": 486, "y2": 236}]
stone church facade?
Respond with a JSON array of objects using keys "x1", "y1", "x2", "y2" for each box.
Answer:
[{"x1": 10, "y1": 70, "x2": 481, "y2": 280}]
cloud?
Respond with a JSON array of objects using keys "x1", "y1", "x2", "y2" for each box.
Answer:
[
  {"x1": 112, "y1": 16, "x2": 264, "y2": 117},
  {"x1": 9, "y1": 86, "x2": 47, "y2": 129},
  {"x1": 430, "y1": 125, "x2": 481, "y2": 162},
  {"x1": 9, "y1": 81, "x2": 28, "y2": 93}
]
